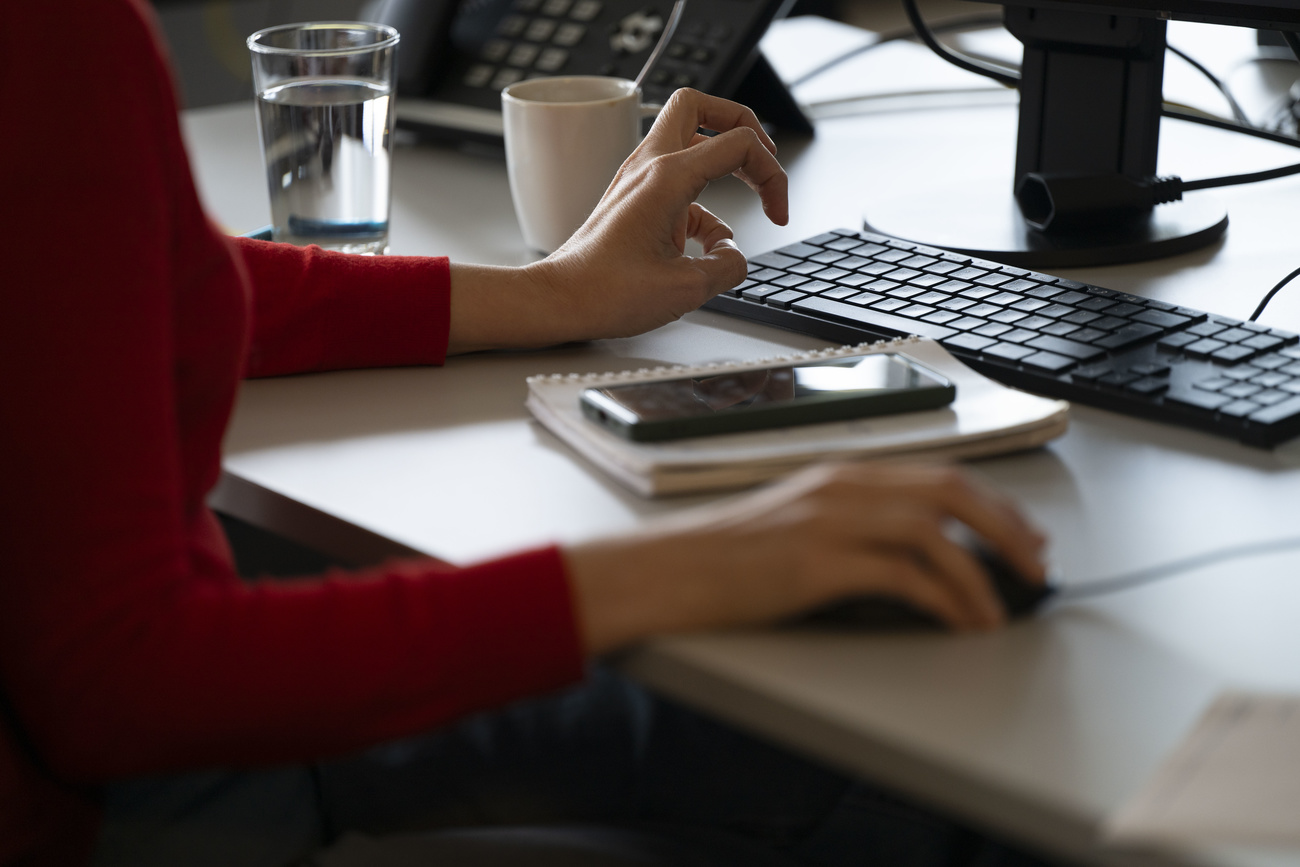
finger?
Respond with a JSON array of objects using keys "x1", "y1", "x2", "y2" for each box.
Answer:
[
  {"x1": 668, "y1": 128, "x2": 789, "y2": 225},
  {"x1": 927, "y1": 474, "x2": 1048, "y2": 584},
  {"x1": 862, "y1": 555, "x2": 973, "y2": 631},
  {"x1": 685, "y1": 204, "x2": 746, "y2": 293},
  {"x1": 911, "y1": 531, "x2": 1006, "y2": 627},
  {"x1": 646, "y1": 88, "x2": 776, "y2": 155},
  {"x1": 833, "y1": 502, "x2": 1003, "y2": 628}
]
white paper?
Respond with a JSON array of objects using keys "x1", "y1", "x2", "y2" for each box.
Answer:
[{"x1": 1107, "y1": 692, "x2": 1300, "y2": 849}]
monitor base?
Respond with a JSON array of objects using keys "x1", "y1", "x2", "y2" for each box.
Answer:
[{"x1": 864, "y1": 176, "x2": 1228, "y2": 270}]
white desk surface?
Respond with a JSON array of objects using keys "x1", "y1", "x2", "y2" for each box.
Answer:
[{"x1": 185, "y1": 20, "x2": 1300, "y2": 867}]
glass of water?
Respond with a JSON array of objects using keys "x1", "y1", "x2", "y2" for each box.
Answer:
[{"x1": 248, "y1": 22, "x2": 398, "y2": 255}]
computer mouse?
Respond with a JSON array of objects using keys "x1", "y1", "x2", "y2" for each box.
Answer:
[{"x1": 799, "y1": 548, "x2": 1056, "y2": 631}]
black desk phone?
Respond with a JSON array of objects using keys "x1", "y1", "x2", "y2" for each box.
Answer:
[{"x1": 369, "y1": 0, "x2": 811, "y2": 142}]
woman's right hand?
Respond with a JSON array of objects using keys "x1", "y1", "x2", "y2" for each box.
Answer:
[{"x1": 563, "y1": 462, "x2": 1048, "y2": 655}]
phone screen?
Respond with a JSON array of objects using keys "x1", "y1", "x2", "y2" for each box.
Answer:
[{"x1": 581, "y1": 353, "x2": 955, "y2": 440}]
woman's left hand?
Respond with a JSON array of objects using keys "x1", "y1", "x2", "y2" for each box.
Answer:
[{"x1": 446, "y1": 89, "x2": 788, "y2": 354}]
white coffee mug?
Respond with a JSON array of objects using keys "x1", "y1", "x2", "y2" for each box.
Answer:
[{"x1": 502, "y1": 76, "x2": 658, "y2": 254}]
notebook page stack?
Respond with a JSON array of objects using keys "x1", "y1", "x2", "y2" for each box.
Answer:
[{"x1": 526, "y1": 337, "x2": 1069, "y2": 496}]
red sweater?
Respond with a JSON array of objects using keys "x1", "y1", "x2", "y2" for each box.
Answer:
[{"x1": 0, "y1": 2, "x2": 585, "y2": 863}]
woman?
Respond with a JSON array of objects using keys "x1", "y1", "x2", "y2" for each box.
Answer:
[{"x1": 0, "y1": 1, "x2": 1048, "y2": 865}]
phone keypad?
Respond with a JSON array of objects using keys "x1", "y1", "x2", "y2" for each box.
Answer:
[{"x1": 445, "y1": 0, "x2": 739, "y2": 109}]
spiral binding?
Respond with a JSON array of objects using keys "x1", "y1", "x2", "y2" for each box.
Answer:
[{"x1": 525, "y1": 336, "x2": 920, "y2": 385}]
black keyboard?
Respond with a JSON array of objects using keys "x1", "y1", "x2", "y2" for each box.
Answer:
[{"x1": 706, "y1": 229, "x2": 1300, "y2": 447}]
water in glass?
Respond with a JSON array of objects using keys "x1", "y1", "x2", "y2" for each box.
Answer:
[{"x1": 256, "y1": 77, "x2": 392, "y2": 254}]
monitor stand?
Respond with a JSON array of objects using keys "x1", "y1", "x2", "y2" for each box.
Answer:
[
  {"x1": 866, "y1": 4, "x2": 1228, "y2": 270},
  {"x1": 865, "y1": 174, "x2": 1227, "y2": 270}
]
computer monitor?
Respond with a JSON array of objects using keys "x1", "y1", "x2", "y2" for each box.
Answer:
[{"x1": 864, "y1": 0, "x2": 1300, "y2": 269}]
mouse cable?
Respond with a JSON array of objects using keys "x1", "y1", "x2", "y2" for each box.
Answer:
[
  {"x1": 788, "y1": 13, "x2": 1007, "y2": 89},
  {"x1": 1248, "y1": 263, "x2": 1300, "y2": 322},
  {"x1": 1056, "y1": 534, "x2": 1300, "y2": 602}
]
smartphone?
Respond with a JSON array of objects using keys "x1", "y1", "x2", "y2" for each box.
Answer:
[{"x1": 580, "y1": 353, "x2": 956, "y2": 441}]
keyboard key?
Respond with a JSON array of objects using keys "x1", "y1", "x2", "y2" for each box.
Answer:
[
  {"x1": 922, "y1": 310, "x2": 963, "y2": 325},
  {"x1": 811, "y1": 268, "x2": 850, "y2": 282},
  {"x1": 1127, "y1": 377, "x2": 1169, "y2": 395},
  {"x1": 790, "y1": 296, "x2": 956, "y2": 341},
  {"x1": 1095, "y1": 323, "x2": 1161, "y2": 350},
  {"x1": 751, "y1": 252, "x2": 801, "y2": 270},
  {"x1": 837, "y1": 273, "x2": 876, "y2": 288},
  {"x1": 1249, "y1": 395, "x2": 1300, "y2": 424},
  {"x1": 1026, "y1": 334, "x2": 1106, "y2": 361},
  {"x1": 1069, "y1": 327, "x2": 1108, "y2": 344},
  {"x1": 1089, "y1": 315, "x2": 1130, "y2": 331},
  {"x1": 1218, "y1": 400, "x2": 1261, "y2": 418},
  {"x1": 1016, "y1": 315, "x2": 1054, "y2": 332},
  {"x1": 1001, "y1": 329, "x2": 1038, "y2": 344},
  {"x1": 847, "y1": 291, "x2": 887, "y2": 306},
  {"x1": 1242, "y1": 334, "x2": 1286, "y2": 353},
  {"x1": 984, "y1": 342, "x2": 1037, "y2": 362},
  {"x1": 1041, "y1": 321, "x2": 1080, "y2": 337},
  {"x1": 822, "y1": 286, "x2": 863, "y2": 301},
  {"x1": 1052, "y1": 291, "x2": 1090, "y2": 305},
  {"x1": 898, "y1": 304, "x2": 939, "y2": 319},
  {"x1": 1134, "y1": 308, "x2": 1198, "y2": 329},
  {"x1": 798, "y1": 280, "x2": 835, "y2": 295},
  {"x1": 790, "y1": 260, "x2": 825, "y2": 275},
  {"x1": 991, "y1": 309, "x2": 1028, "y2": 324},
  {"x1": 1252, "y1": 371, "x2": 1291, "y2": 388},
  {"x1": 1129, "y1": 362, "x2": 1171, "y2": 377},
  {"x1": 975, "y1": 322, "x2": 1013, "y2": 337},
  {"x1": 1158, "y1": 332, "x2": 1199, "y2": 350},
  {"x1": 1105, "y1": 302, "x2": 1145, "y2": 318},
  {"x1": 1184, "y1": 338, "x2": 1228, "y2": 359},
  {"x1": 1194, "y1": 377, "x2": 1233, "y2": 391},
  {"x1": 1252, "y1": 354, "x2": 1291, "y2": 371},
  {"x1": 1221, "y1": 382, "x2": 1262, "y2": 399},
  {"x1": 1098, "y1": 371, "x2": 1140, "y2": 388},
  {"x1": 943, "y1": 333, "x2": 998, "y2": 352},
  {"x1": 1253, "y1": 389, "x2": 1291, "y2": 406},
  {"x1": 740, "y1": 283, "x2": 787, "y2": 301},
  {"x1": 810, "y1": 250, "x2": 848, "y2": 264},
  {"x1": 777, "y1": 242, "x2": 821, "y2": 259},
  {"x1": 1166, "y1": 389, "x2": 1232, "y2": 411},
  {"x1": 1215, "y1": 327, "x2": 1255, "y2": 344},
  {"x1": 766, "y1": 289, "x2": 809, "y2": 309},
  {"x1": 1212, "y1": 344, "x2": 1256, "y2": 364},
  {"x1": 773, "y1": 273, "x2": 810, "y2": 288},
  {"x1": 1186, "y1": 320, "x2": 1227, "y2": 337},
  {"x1": 1022, "y1": 351, "x2": 1076, "y2": 373}
]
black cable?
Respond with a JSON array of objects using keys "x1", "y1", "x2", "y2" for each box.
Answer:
[
  {"x1": 899, "y1": 0, "x2": 1300, "y2": 151},
  {"x1": 1056, "y1": 535, "x2": 1300, "y2": 602},
  {"x1": 1248, "y1": 264, "x2": 1300, "y2": 321},
  {"x1": 1283, "y1": 30, "x2": 1300, "y2": 62},
  {"x1": 1162, "y1": 107, "x2": 1300, "y2": 149},
  {"x1": 1181, "y1": 160, "x2": 1300, "y2": 190},
  {"x1": 1167, "y1": 44, "x2": 1250, "y2": 125},
  {"x1": 789, "y1": 13, "x2": 1005, "y2": 88},
  {"x1": 899, "y1": 0, "x2": 1020, "y2": 88}
]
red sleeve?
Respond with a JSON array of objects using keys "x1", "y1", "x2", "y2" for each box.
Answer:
[
  {"x1": 234, "y1": 238, "x2": 453, "y2": 377},
  {"x1": 0, "y1": 0, "x2": 586, "y2": 786}
]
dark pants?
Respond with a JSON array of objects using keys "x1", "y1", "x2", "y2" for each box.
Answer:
[{"x1": 92, "y1": 667, "x2": 1054, "y2": 867}]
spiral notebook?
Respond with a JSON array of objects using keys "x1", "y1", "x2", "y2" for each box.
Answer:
[{"x1": 525, "y1": 337, "x2": 1069, "y2": 496}]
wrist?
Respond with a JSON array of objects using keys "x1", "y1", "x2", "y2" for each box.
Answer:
[{"x1": 446, "y1": 261, "x2": 569, "y2": 354}]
